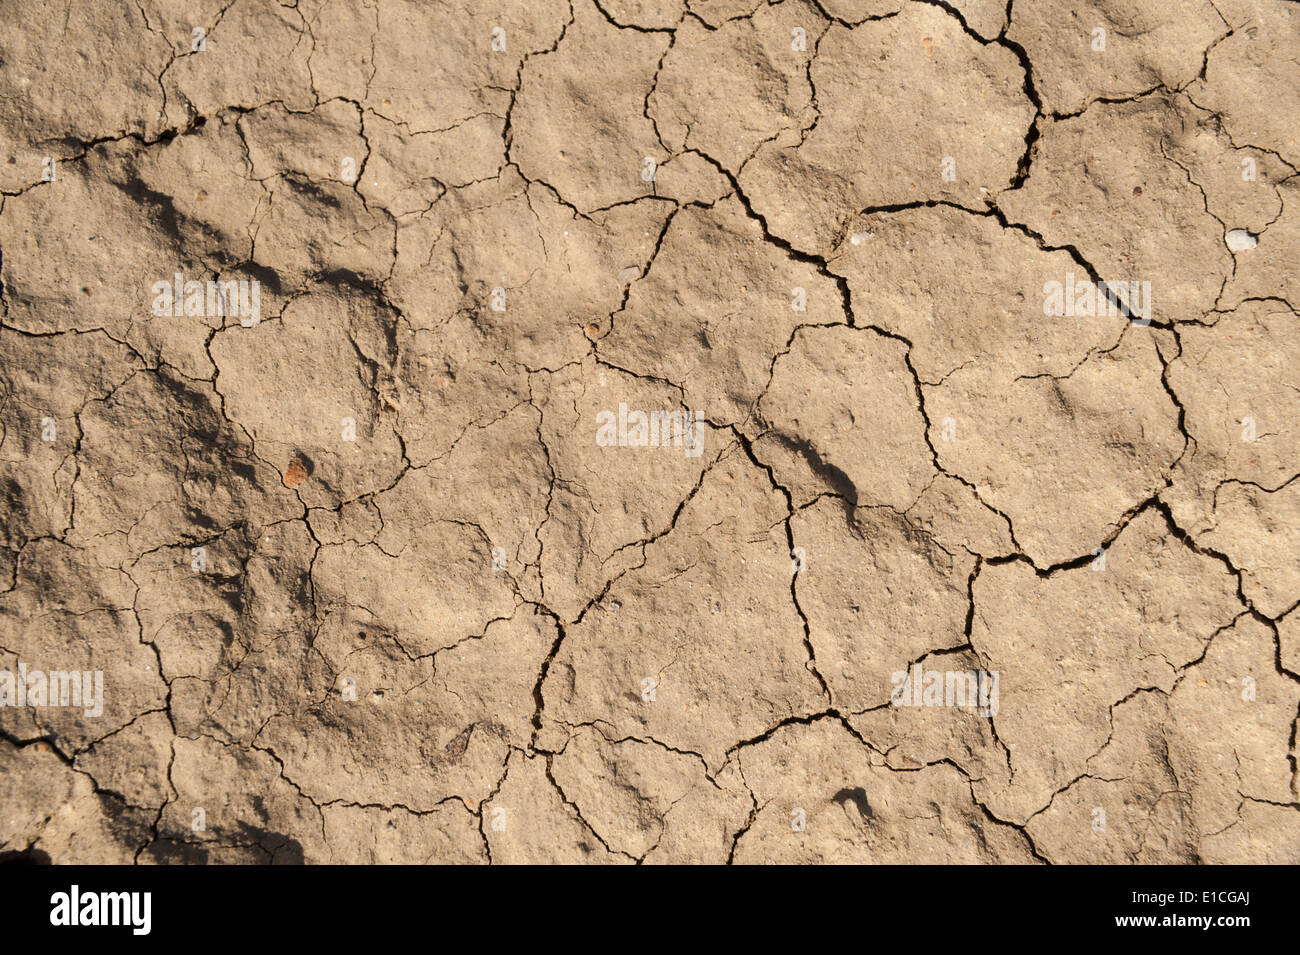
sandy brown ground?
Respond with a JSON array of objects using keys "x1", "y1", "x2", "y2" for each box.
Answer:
[{"x1": 0, "y1": 0, "x2": 1297, "y2": 864}]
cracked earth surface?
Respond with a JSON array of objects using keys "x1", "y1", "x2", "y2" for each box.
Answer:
[{"x1": 0, "y1": 0, "x2": 1298, "y2": 865}]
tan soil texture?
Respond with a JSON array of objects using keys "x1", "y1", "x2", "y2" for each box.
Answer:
[{"x1": 1, "y1": 0, "x2": 1298, "y2": 865}]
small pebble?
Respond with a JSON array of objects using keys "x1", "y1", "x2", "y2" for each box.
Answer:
[{"x1": 1225, "y1": 229, "x2": 1257, "y2": 251}]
